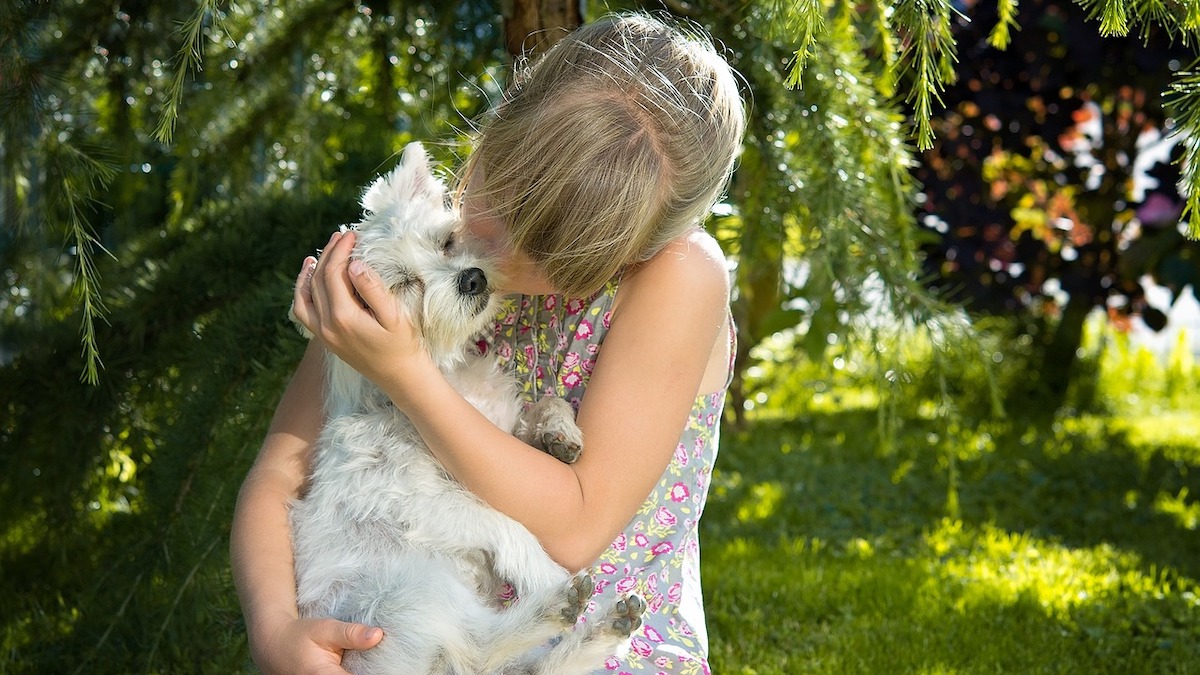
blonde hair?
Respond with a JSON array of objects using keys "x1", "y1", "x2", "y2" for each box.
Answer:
[{"x1": 457, "y1": 12, "x2": 745, "y2": 297}]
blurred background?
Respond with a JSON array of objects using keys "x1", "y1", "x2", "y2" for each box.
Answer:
[{"x1": 2, "y1": 1, "x2": 1198, "y2": 672}]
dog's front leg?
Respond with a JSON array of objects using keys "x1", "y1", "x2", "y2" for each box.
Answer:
[{"x1": 515, "y1": 397, "x2": 583, "y2": 464}]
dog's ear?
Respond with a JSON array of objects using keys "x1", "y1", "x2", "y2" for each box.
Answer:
[{"x1": 361, "y1": 142, "x2": 444, "y2": 216}]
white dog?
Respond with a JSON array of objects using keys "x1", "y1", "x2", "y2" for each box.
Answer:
[{"x1": 289, "y1": 143, "x2": 644, "y2": 675}]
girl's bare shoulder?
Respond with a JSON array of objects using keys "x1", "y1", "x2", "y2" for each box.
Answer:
[{"x1": 619, "y1": 229, "x2": 729, "y2": 306}]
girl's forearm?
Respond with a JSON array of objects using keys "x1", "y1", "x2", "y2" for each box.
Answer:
[
  {"x1": 231, "y1": 343, "x2": 326, "y2": 641},
  {"x1": 231, "y1": 468, "x2": 302, "y2": 640}
]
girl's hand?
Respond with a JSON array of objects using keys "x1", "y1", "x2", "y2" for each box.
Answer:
[
  {"x1": 291, "y1": 230, "x2": 428, "y2": 386},
  {"x1": 250, "y1": 616, "x2": 383, "y2": 675}
]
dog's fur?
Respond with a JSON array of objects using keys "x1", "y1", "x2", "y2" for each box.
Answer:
[{"x1": 289, "y1": 143, "x2": 643, "y2": 674}]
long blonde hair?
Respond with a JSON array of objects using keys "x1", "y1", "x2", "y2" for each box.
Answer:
[{"x1": 457, "y1": 12, "x2": 745, "y2": 297}]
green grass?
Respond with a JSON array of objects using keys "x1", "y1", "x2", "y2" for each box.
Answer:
[{"x1": 702, "y1": 328, "x2": 1200, "y2": 674}]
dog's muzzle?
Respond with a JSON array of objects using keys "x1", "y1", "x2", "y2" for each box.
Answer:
[{"x1": 457, "y1": 268, "x2": 488, "y2": 297}]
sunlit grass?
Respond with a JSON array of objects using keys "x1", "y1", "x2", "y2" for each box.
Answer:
[{"x1": 705, "y1": 320, "x2": 1200, "y2": 673}]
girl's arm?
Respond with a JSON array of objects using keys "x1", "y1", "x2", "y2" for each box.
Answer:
[
  {"x1": 230, "y1": 300, "x2": 383, "y2": 671},
  {"x1": 296, "y1": 230, "x2": 729, "y2": 572}
]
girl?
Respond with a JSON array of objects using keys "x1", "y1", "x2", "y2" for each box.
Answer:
[{"x1": 231, "y1": 12, "x2": 745, "y2": 674}]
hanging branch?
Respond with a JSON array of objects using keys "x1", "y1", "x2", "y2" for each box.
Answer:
[
  {"x1": 987, "y1": 0, "x2": 1020, "y2": 49},
  {"x1": 156, "y1": 0, "x2": 224, "y2": 144},
  {"x1": 890, "y1": 0, "x2": 960, "y2": 150},
  {"x1": 1165, "y1": 63, "x2": 1200, "y2": 239}
]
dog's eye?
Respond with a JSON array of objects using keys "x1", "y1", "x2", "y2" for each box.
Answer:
[{"x1": 442, "y1": 234, "x2": 455, "y2": 254}]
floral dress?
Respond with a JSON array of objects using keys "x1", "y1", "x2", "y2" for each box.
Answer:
[{"x1": 485, "y1": 281, "x2": 729, "y2": 675}]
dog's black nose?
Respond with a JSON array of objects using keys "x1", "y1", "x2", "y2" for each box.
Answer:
[{"x1": 457, "y1": 268, "x2": 487, "y2": 296}]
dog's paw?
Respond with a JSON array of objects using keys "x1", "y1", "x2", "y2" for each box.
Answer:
[
  {"x1": 556, "y1": 573, "x2": 594, "y2": 626},
  {"x1": 604, "y1": 594, "x2": 645, "y2": 637},
  {"x1": 517, "y1": 397, "x2": 584, "y2": 464},
  {"x1": 541, "y1": 430, "x2": 582, "y2": 464}
]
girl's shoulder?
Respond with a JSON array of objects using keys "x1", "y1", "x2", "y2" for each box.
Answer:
[{"x1": 615, "y1": 228, "x2": 729, "y2": 312}]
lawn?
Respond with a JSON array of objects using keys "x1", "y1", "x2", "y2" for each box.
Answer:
[{"x1": 702, "y1": 329, "x2": 1200, "y2": 674}]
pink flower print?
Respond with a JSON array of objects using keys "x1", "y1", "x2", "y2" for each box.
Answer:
[
  {"x1": 616, "y1": 576, "x2": 638, "y2": 594},
  {"x1": 561, "y1": 371, "x2": 583, "y2": 389},
  {"x1": 674, "y1": 443, "x2": 689, "y2": 467},
  {"x1": 655, "y1": 657, "x2": 671, "y2": 668},
  {"x1": 544, "y1": 295, "x2": 558, "y2": 310},
  {"x1": 566, "y1": 298, "x2": 586, "y2": 315},
  {"x1": 630, "y1": 637, "x2": 653, "y2": 658},
  {"x1": 647, "y1": 572, "x2": 659, "y2": 593},
  {"x1": 595, "y1": 579, "x2": 611, "y2": 593},
  {"x1": 598, "y1": 562, "x2": 618, "y2": 575},
  {"x1": 667, "y1": 582, "x2": 682, "y2": 604},
  {"x1": 587, "y1": 343, "x2": 599, "y2": 355},
  {"x1": 706, "y1": 413, "x2": 717, "y2": 427},
  {"x1": 582, "y1": 358, "x2": 595, "y2": 374},
  {"x1": 632, "y1": 533, "x2": 650, "y2": 548},
  {"x1": 563, "y1": 352, "x2": 580, "y2": 369},
  {"x1": 602, "y1": 310, "x2": 613, "y2": 329},
  {"x1": 668, "y1": 482, "x2": 690, "y2": 503},
  {"x1": 644, "y1": 626, "x2": 664, "y2": 643},
  {"x1": 497, "y1": 342, "x2": 513, "y2": 360},
  {"x1": 650, "y1": 541, "x2": 674, "y2": 557},
  {"x1": 611, "y1": 532, "x2": 627, "y2": 552},
  {"x1": 692, "y1": 437, "x2": 704, "y2": 458},
  {"x1": 603, "y1": 656, "x2": 620, "y2": 671},
  {"x1": 524, "y1": 344, "x2": 536, "y2": 365},
  {"x1": 557, "y1": 331, "x2": 569, "y2": 351},
  {"x1": 654, "y1": 507, "x2": 677, "y2": 528},
  {"x1": 648, "y1": 590, "x2": 667, "y2": 612},
  {"x1": 575, "y1": 319, "x2": 593, "y2": 340}
]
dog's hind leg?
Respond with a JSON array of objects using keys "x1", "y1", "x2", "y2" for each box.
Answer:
[
  {"x1": 338, "y1": 555, "x2": 494, "y2": 675},
  {"x1": 516, "y1": 593, "x2": 646, "y2": 675},
  {"x1": 473, "y1": 572, "x2": 595, "y2": 673}
]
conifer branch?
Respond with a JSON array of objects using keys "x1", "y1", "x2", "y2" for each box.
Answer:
[
  {"x1": 1164, "y1": 63, "x2": 1200, "y2": 240},
  {"x1": 1089, "y1": 0, "x2": 1130, "y2": 37},
  {"x1": 891, "y1": 0, "x2": 960, "y2": 150},
  {"x1": 155, "y1": 0, "x2": 223, "y2": 144},
  {"x1": 46, "y1": 139, "x2": 118, "y2": 383},
  {"x1": 780, "y1": 0, "x2": 826, "y2": 89},
  {"x1": 988, "y1": 0, "x2": 1020, "y2": 49}
]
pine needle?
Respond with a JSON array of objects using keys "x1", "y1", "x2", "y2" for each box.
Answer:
[
  {"x1": 155, "y1": 0, "x2": 223, "y2": 144},
  {"x1": 781, "y1": 0, "x2": 826, "y2": 89},
  {"x1": 1164, "y1": 63, "x2": 1200, "y2": 240},
  {"x1": 891, "y1": 0, "x2": 961, "y2": 150},
  {"x1": 988, "y1": 0, "x2": 1020, "y2": 49}
]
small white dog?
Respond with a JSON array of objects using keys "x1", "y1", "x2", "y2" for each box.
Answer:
[{"x1": 289, "y1": 143, "x2": 644, "y2": 675}]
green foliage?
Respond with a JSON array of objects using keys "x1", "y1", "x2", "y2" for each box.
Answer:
[
  {"x1": 0, "y1": 184, "x2": 359, "y2": 673},
  {"x1": 1166, "y1": 65, "x2": 1200, "y2": 240}
]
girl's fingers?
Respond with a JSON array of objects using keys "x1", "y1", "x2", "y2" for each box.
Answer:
[
  {"x1": 347, "y1": 259, "x2": 391, "y2": 325},
  {"x1": 292, "y1": 255, "x2": 319, "y2": 331},
  {"x1": 316, "y1": 231, "x2": 360, "y2": 314}
]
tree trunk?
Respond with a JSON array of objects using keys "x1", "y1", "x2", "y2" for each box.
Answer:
[{"x1": 502, "y1": 0, "x2": 581, "y2": 58}]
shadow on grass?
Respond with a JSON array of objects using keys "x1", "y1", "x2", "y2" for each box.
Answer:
[
  {"x1": 703, "y1": 536, "x2": 1196, "y2": 674},
  {"x1": 701, "y1": 408, "x2": 1200, "y2": 673},
  {"x1": 963, "y1": 416, "x2": 1200, "y2": 582},
  {"x1": 708, "y1": 409, "x2": 1200, "y2": 580}
]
